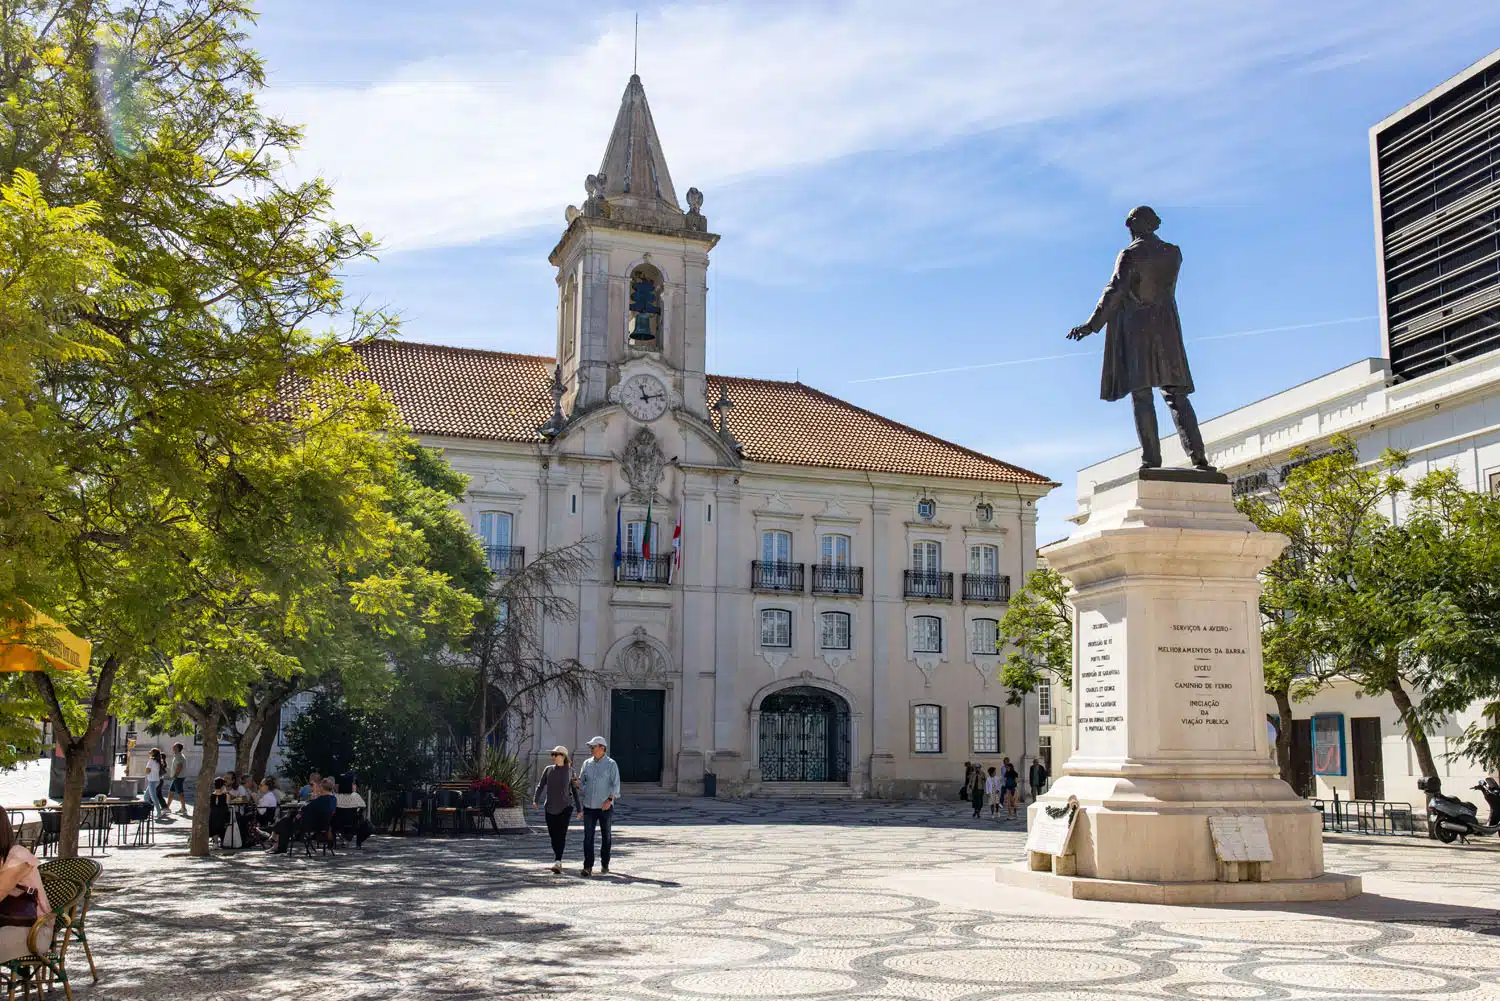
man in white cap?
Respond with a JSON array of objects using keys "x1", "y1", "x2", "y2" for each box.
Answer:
[{"x1": 577, "y1": 736, "x2": 621, "y2": 876}]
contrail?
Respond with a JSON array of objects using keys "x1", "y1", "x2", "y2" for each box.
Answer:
[{"x1": 848, "y1": 314, "x2": 1376, "y2": 384}]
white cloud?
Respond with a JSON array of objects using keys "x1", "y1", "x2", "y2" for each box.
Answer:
[{"x1": 260, "y1": 1, "x2": 1499, "y2": 254}]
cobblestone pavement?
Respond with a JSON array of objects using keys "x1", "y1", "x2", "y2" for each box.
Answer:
[{"x1": 40, "y1": 796, "x2": 1500, "y2": 1000}]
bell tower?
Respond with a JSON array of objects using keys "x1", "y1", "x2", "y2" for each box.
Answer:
[{"x1": 549, "y1": 74, "x2": 718, "y2": 420}]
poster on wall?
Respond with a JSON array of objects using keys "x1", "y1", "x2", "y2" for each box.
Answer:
[{"x1": 1311, "y1": 713, "x2": 1345, "y2": 776}]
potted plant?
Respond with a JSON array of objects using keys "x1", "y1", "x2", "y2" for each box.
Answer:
[{"x1": 468, "y1": 773, "x2": 527, "y2": 833}]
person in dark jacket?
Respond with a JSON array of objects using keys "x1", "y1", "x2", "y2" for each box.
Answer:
[
  {"x1": 969, "y1": 765, "x2": 985, "y2": 818},
  {"x1": 532, "y1": 745, "x2": 581, "y2": 873},
  {"x1": 269, "y1": 777, "x2": 337, "y2": 854},
  {"x1": 1067, "y1": 205, "x2": 1212, "y2": 472}
]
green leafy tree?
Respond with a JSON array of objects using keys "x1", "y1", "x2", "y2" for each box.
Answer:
[
  {"x1": 1, "y1": 1, "x2": 466, "y2": 856},
  {"x1": 1239, "y1": 472, "x2": 1343, "y2": 787},
  {"x1": 0, "y1": 168, "x2": 132, "y2": 770},
  {"x1": 1375, "y1": 471, "x2": 1500, "y2": 773},
  {"x1": 998, "y1": 567, "x2": 1073, "y2": 697},
  {"x1": 1237, "y1": 438, "x2": 1451, "y2": 790}
]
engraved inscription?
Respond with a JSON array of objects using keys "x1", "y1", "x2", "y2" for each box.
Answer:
[
  {"x1": 1075, "y1": 600, "x2": 1126, "y2": 757},
  {"x1": 1154, "y1": 599, "x2": 1254, "y2": 751}
]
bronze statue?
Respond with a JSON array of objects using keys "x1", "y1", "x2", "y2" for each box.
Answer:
[{"x1": 1068, "y1": 206, "x2": 1214, "y2": 472}]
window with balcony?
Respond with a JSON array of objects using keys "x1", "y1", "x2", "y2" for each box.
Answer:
[
  {"x1": 962, "y1": 544, "x2": 1008, "y2": 602},
  {"x1": 820, "y1": 611, "x2": 851, "y2": 650},
  {"x1": 971, "y1": 705, "x2": 999, "y2": 754},
  {"x1": 478, "y1": 511, "x2": 523, "y2": 573},
  {"x1": 912, "y1": 615, "x2": 942, "y2": 654},
  {"x1": 969, "y1": 617, "x2": 998, "y2": 655},
  {"x1": 754, "y1": 529, "x2": 803, "y2": 591},
  {"x1": 812, "y1": 532, "x2": 862, "y2": 595},
  {"x1": 913, "y1": 704, "x2": 942, "y2": 753},
  {"x1": 760, "y1": 608, "x2": 792, "y2": 648},
  {"x1": 617, "y1": 519, "x2": 671, "y2": 584},
  {"x1": 906, "y1": 541, "x2": 952, "y2": 599}
]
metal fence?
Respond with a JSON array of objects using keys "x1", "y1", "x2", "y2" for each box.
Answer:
[{"x1": 1312, "y1": 796, "x2": 1420, "y2": 836}]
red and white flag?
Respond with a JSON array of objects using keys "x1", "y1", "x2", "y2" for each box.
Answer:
[{"x1": 672, "y1": 510, "x2": 683, "y2": 571}]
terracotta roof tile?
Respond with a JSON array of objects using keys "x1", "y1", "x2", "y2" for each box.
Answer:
[{"x1": 351, "y1": 340, "x2": 1054, "y2": 487}]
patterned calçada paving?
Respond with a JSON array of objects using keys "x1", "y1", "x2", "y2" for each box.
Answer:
[{"x1": 76, "y1": 796, "x2": 1500, "y2": 1000}]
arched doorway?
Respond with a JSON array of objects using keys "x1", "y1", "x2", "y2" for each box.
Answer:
[{"x1": 758, "y1": 686, "x2": 851, "y2": 782}]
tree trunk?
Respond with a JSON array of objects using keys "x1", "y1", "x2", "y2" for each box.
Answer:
[
  {"x1": 1272, "y1": 688, "x2": 1296, "y2": 787},
  {"x1": 31, "y1": 656, "x2": 119, "y2": 859},
  {"x1": 1388, "y1": 679, "x2": 1440, "y2": 781},
  {"x1": 250, "y1": 703, "x2": 283, "y2": 783},
  {"x1": 58, "y1": 744, "x2": 89, "y2": 859},
  {"x1": 188, "y1": 704, "x2": 223, "y2": 858},
  {"x1": 232, "y1": 715, "x2": 261, "y2": 781}
]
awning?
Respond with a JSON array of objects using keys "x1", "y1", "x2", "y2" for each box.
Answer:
[{"x1": 0, "y1": 604, "x2": 90, "y2": 673}]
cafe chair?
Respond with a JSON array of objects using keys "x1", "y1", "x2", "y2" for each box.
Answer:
[
  {"x1": 38, "y1": 858, "x2": 101, "y2": 983},
  {"x1": 432, "y1": 788, "x2": 463, "y2": 837},
  {"x1": 1, "y1": 871, "x2": 84, "y2": 1001},
  {"x1": 391, "y1": 790, "x2": 425, "y2": 836},
  {"x1": 332, "y1": 807, "x2": 363, "y2": 849},
  {"x1": 295, "y1": 814, "x2": 335, "y2": 857}
]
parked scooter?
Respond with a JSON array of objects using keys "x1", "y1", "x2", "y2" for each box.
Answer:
[
  {"x1": 1418, "y1": 776, "x2": 1500, "y2": 843},
  {"x1": 1473, "y1": 777, "x2": 1500, "y2": 827}
]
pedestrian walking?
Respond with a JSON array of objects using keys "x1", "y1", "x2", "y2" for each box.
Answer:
[
  {"x1": 165, "y1": 741, "x2": 190, "y2": 816},
  {"x1": 145, "y1": 748, "x2": 170, "y2": 821},
  {"x1": 960, "y1": 760, "x2": 972, "y2": 802},
  {"x1": 1002, "y1": 758, "x2": 1020, "y2": 819},
  {"x1": 985, "y1": 766, "x2": 1001, "y2": 819},
  {"x1": 532, "y1": 745, "x2": 581, "y2": 874},
  {"x1": 969, "y1": 765, "x2": 985, "y2": 818},
  {"x1": 1028, "y1": 757, "x2": 1049, "y2": 801},
  {"x1": 577, "y1": 736, "x2": 620, "y2": 877}
]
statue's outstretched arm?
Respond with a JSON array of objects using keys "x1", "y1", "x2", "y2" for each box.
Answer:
[{"x1": 1068, "y1": 250, "x2": 1128, "y2": 340}]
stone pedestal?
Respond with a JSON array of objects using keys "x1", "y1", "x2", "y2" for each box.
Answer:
[{"x1": 996, "y1": 470, "x2": 1359, "y2": 903}]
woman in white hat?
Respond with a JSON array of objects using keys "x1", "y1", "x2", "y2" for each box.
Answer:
[{"x1": 532, "y1": 745, "x2": 581, "y2": 873}]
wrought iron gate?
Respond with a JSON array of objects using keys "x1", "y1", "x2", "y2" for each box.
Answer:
[{"x1": 758, "y1": 687, "x2": 851, "y2": 782}]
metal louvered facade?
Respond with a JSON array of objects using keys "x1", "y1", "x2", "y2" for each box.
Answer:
[{"x1": 1372, "y1": 48, "x2": 1500, "y2": 382}]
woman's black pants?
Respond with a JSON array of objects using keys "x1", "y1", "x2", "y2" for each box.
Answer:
[{"x1": 545, "y1": 807, "x2": 572, "y2": 861}]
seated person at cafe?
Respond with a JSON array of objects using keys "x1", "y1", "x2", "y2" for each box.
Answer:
[
  {"x1": 208, "y1": 778, "x2": 231, "y2": 845},
  {"x1": 269, "y1": 777, "x2": 337, "y2": 854},
  {"x1": 297, "y1": 772, "x2": 322, "y2": 801},
  {"x1": 256, "y1": 777, "x2": 279, "y2": 823},
  {"x1": 334, "y1": 773, "x2": 375, "y2": 847}
]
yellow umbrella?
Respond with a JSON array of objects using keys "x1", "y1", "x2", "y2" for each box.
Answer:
[{"x1": 0, "y1": 603, "x2": 90, "y2": 673}]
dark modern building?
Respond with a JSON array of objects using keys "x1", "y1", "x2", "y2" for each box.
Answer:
[{"x1": 1371, "y1": 46, "x2": 1500, "y2": 382}]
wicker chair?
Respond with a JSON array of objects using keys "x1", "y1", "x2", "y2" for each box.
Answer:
[
  {"x1": 38, "y1": 858, "x2": 102, "y2": 983},
  {"x1": 1, "y1": 870, "x2": 84, "y2": 1001}
]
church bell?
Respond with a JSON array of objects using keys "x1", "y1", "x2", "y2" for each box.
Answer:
[{"x1": 629, "y1": 313, "x2": 656, "y2": 342}]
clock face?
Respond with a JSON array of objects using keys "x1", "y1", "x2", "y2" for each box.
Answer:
[{"x1": 619, "y1": 373, "x2": 669, "y2": 421}]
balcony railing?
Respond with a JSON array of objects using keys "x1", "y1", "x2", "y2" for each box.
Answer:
[
  {"x1": 751, "y1": 560, "x2": 805, "y2": 593},
  {"x1": 962, "y1": 573, "x2": 1011, "y2": 603},
  {"x1": 810, "y1": 564, "x2": 864, "y2": 596},
  {"x1": 485, "y1": 545, "x2": 526, "y2": 574},
  {"x1": 904, "y1": 570, "x2": 954, "y2": 600},
  {"x1": 615, "y1": 554, "x2": 673, "y2": 586}
]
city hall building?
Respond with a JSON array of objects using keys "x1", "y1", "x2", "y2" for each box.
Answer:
[{"x1": 351, "y1": 75, "x2": 1056, "y2": 797}]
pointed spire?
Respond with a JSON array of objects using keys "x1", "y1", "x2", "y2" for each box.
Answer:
[{"x1": 598, "y1": 74, "x2": 679, "y2": 210}]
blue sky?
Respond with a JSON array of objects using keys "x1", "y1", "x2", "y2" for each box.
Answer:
[{"x1": 251, "y1": 1, "x2": 1500, "y2": 545}]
